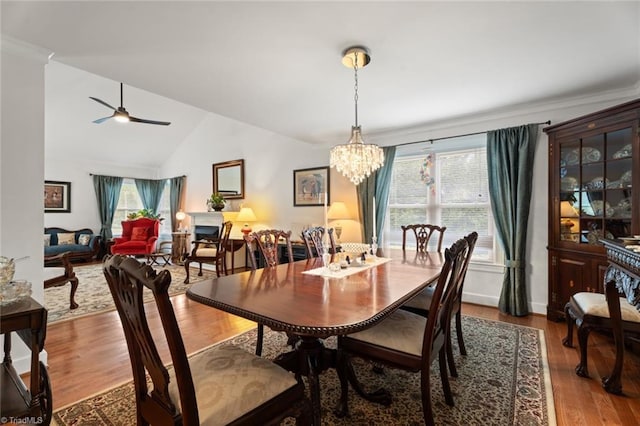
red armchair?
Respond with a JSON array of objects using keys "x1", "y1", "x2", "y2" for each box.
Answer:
[{"x1": 110, "y1": 218, "x2": 160, "y2": 256}]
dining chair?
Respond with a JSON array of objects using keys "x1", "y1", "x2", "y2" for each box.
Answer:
[
  {"x1": 244, "y1": 229, "x2": 295, "y2": 356},
  {"x1": 401, "y1": 224, "x2": 447, "y2": 253},
  {"x1": 336, "y1": 236, "x2": 471, "y2": 425},
  {"x1": 401, "y1": 232, "x2": 478, "y2": 377},
  {"x1": 563, "y1": 286, "x2": 640, "y2": 382},
  {"x1": 183, "y1": 220, "x2": 232, "y2": 283},
  {"x1": 103, "y1": 255, "x2": 311, "y2": 425},
  {"x1": 301, "y1": 226, "x2": 336, "y2": 258}
]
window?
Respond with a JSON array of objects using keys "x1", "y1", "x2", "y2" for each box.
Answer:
[
  {"x1": 112, "y1": 179, "x2": 171, "y2": 238},
  {"x1": 387, "y1": 135, "x2": 499, "y2": 262}
]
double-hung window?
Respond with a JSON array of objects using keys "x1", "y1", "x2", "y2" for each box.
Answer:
[
  {"x1": 112, "y1": 178, "x2": 172, "y2": 238},
  {"x1": 386, "y1": 134, "x2": 499, "y2": 263}
]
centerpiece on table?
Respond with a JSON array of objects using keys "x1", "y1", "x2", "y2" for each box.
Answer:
[{"x1": 207, "y1": 193, "x2": 225, "y2": 212}]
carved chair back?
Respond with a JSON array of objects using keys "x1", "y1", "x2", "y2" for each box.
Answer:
[
  {"x1": 245, "y1": 229, "x2": 294, "y2": 270},
  {"x1": 301, "y1": 226, "x2": 336, "y2": 258},
  {"x1": 401, "y1": 224, "x2": 447, "y2": 253},
  {"x1": 103, "y1": 255, "x2": 198, "y2": 425}
]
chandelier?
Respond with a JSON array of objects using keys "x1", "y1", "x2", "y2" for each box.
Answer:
[{"x1": 330, "y1": 46, "x2": 384, "y2": 185}]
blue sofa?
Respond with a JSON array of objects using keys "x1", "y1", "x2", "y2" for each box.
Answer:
[{"x1": 44, "y1": 227, "x2": 101, "y2": 263}]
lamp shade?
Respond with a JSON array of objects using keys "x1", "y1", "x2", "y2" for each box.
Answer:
[
  {"x1": 560, "y1": 201, "x2": 578, "y2": 217},
  {"x1": 236, "y1": 207, "x2": 257, "y2": 223},
  {"x1": 175, "y1": 211, "x2": 186, "y2": 221},
  {"x1": 327, "y1": 202, "x2": 351, "y2": 220}
]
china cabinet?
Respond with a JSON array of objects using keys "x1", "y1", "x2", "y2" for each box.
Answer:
[{"x1": 545, "y1": 99, "x2": 640, "y2": 320}]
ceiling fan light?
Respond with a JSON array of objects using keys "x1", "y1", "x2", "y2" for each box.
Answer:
[{"x1": 114, "y1": 111, "x2": 130, "y2": 123}]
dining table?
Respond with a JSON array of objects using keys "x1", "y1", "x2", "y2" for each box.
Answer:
[{"x1": 186, "y1": 249, "x2": 444, "y2": 424}]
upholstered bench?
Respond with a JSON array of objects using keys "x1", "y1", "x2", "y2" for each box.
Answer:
[{"x1": 44, "y1": 252, "x2": 79, "y2": 309}]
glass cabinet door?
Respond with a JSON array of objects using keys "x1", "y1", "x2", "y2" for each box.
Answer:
[{"x1": 558, "y1": 127, "x2": 633, "y2": 245}]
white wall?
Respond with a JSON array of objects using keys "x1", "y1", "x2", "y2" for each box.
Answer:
[
  {"x1": 369, "y1": 91, "x2": 639, "y2": 314},
  {"x1": 40, "y1": 65, "x2": 640, "y2": 317},
  {"x1": 43, "y1": 157, "x2": 159, "y2": 232},
  {"x1": 159, "y1": 113, "x2": 361, "y2": 242},
  {"x1": 1, "y1": 36, "x2": 51, "y2": 372}
]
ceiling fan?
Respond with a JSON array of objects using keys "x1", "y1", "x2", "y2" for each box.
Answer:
[{"x1": 89, "y1": 83, "x2": 171, "y2": 126}]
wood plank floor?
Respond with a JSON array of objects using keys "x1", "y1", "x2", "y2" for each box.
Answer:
[{"x1": 40, "y1": 297, "x2": 640, "y2": 425}]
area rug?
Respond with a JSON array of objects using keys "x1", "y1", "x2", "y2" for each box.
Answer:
[
  {"x1": 51, "y1": 316, "x2": 556, "y2": 425},
  {"x1": 45, "y1": 262, "x2": 218, "y2": 323}
]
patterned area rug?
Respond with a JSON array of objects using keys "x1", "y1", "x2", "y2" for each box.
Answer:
[
  {"x1": 52, "y1": 316, "x2": 556, "y2": 425},
  {"x1": 45, "y1": 262, "x2": 217, "y2": 323}
]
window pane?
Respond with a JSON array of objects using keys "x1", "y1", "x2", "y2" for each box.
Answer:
[
  {"x1": 439, "y1": 150, "x2": 489, "y2": 204},
  {"x1": 157, "y1": 180, "x2": 171, "y2": 237},
  {"x1": 388, "y1": 141, "x2": 497, "y2": 262},
  {"x1": 112, "y1": 179, "x2": 144, "y2": 237}
]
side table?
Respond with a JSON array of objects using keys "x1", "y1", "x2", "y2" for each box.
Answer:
[
  {"x1": 0, "y1": 297, "x2": 52, "y2": 425},
  {"x1": 171, "y1": 232, "x2": 190, "y2": 265}
]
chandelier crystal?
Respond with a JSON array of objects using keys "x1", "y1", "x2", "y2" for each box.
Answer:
[{"x1": 330, "y1": 46, "x2": 384, "y2": 186}]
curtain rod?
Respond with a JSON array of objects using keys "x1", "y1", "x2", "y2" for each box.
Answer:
[
  {"x1": 394, "y1": 120, "x2": 551, "y2": 147},
  {"x1": 89, "y1": 173, "x2": 186, "y2": 180}
]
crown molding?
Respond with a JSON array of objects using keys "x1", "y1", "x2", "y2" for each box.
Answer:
[
  {"x1": 367, "y1": 84, "x2": 640, "y2": 146},
  {"x1": 1, "y1": 35, "x2": 52, "y2": 64}
]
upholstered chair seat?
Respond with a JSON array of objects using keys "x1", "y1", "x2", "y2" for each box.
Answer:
[
  {"x1": 403, "y1": 286, "x2": 435, "y2": 312},
  {"x1": 564, "y1": 290, "x2": 640, "y2": 382},
  {"x1": 167, "y1": 344, "x2": 299, "y2": 425},
  {"x1": 571, "y1": 293, "x2": 640, "y2": 323},
  {"x1": 194, "y1": 246, "x2": 218, "y2": 257},
  {"x1": 346, "y1": 309, "x2": 426, "y2": 357}
]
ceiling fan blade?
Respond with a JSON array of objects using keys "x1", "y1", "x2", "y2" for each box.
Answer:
[
  {"x1": 89, "y1": 96, "x2": 117, "y2": 111},
  {"x1": 129, "y1": 116, "x2": 171, "y2": 126},
  {"x1": 92, "y1": 115, "x2": 114, "y2": 124}
]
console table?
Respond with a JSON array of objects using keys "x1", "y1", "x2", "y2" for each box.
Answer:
[
  {"x1": 601, "y1": 239, "x2": 640, "y2": 394},
  {"x1": 0, "y1": 297, "x2": 52, "y2": 425}
]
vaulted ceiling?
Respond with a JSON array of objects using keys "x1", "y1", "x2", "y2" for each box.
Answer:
[{"x1": 3, "y1": 1, "x2": 639, "y2": 167}]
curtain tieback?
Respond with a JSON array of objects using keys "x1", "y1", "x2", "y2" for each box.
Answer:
[{"x1": 505, "y1": 260, "x2": 524, "y2": 269}]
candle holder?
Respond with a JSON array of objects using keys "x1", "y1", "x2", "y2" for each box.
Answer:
[
  {"x1": 371, "y1": 236, "x2": 378, "y2": 257},
  {"x1": 322, "y1": 252, "x2": 331, "y2": 269}
]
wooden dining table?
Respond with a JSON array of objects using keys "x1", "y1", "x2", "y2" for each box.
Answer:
[{"x1": 186, "y1": 249, "x2": 444, "y2": 424}]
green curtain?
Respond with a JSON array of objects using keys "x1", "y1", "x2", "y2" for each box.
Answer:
[
  {"x1": 92, "y1": 175, "x2": 123, "y2": 241},
  {"x1": 356, "y1": 146, "x2": 396, "y2": 244},
  {"x1": 487, "y1": 124, "x2": 539, "y2": 316},
  {"x1": 169, "y1": 176, "x2": 186, "y2": 232},
  {"x1": 134, "y1": 178, "x2": 166, "y2": 213}
]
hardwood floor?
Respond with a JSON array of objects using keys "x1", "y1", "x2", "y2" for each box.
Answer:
[{"x1": 41, "y1": 298, "x2": 640, "y2": 425}]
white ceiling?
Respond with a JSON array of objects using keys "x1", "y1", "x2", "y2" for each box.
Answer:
[{"x1": 2, "y1": 1, "x2": 639, "y2": 168}]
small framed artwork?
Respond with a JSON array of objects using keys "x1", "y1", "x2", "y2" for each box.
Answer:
[
  {"x1": 44, "y1": 180, "x2": 71, "y2": 213},
  {"x1": 293, "y1": 166, "x2": 330, "y2": 206}
]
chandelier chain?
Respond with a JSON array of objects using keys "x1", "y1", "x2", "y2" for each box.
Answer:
[{"x1": 353, "y1": 54, "x2": 359, "y2": 127}]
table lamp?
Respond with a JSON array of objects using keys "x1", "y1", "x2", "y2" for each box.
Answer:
[
  {"x1": 327, "y1": 201, "x2": 351, "y2": 243},
  {"x1": 236, "y1": 207, "x2": 257, "y2": 236},
  {"x1": 175, "y1": 210, "x2": 186, "y2": 232}
]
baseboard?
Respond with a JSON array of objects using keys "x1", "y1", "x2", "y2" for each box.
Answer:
[{"x1": 464, "y1": 293, "x2": 548, "y2": 316}]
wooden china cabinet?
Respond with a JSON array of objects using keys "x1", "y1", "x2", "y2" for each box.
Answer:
[{"x1": 545, "y1": 99, "x2": 640, "y2": 320}]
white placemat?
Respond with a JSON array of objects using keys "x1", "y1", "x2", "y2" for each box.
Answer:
[{"x1": 302, "y1": 257, "x2": 392, "y2": 278}]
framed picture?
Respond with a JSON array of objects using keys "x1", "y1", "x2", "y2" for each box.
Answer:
[
  {"x1": 44, "y1": 180, "x2": 71, "y2": 213},
  {"x1": 293, "y1": 166, "x2": 330, "y2": 206}
]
